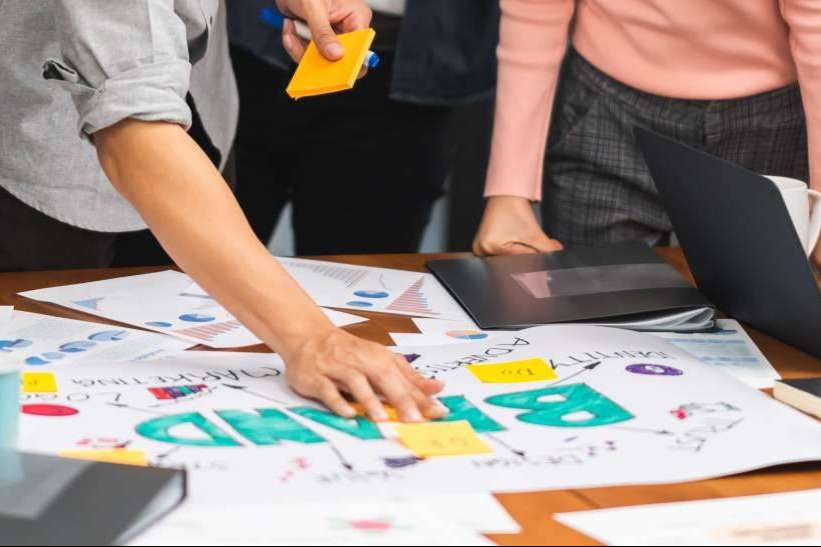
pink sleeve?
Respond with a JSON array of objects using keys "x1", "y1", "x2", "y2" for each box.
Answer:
[
  {"x1": 781, "y1": 0, "x2": 821, "y2": 190},
  {"x1": 484, "y1": 0, "x2": 576, "y2": 201}
]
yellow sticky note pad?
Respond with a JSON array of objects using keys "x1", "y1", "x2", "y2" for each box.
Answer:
[
  {"x1": 395, "y1": 420, "x2": 493, "y2": 458},
  {"x1": 21, "y1": 372, "x2": 58, "y2": 393},
  {"x1": 287, "y1": 28, "x2": 376, "y2": 99},
  {"x1": 58, "y1": 450, "x2": 149, "y2": 467},
  {"x1": 468, "y1": 358, "x2": 558, "y2": 384},
  {"x1": 351, "y1": 402, "x2": 400, "y2": 422}
]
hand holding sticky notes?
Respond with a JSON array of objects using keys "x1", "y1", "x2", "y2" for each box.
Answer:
[
  {"x1": 396, "y1": 421, "x2": 493, "y2": 458},
  {"x1": 287, "y1": 28, "x2": 376, "y2": 99},
  {"x1": 468, "y1": 358, "x2": 558, "y2": 384}
]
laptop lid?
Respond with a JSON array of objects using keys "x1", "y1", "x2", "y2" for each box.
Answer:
[{"x1": 636, "y1": 127, "x2": 821, "y2": 358}]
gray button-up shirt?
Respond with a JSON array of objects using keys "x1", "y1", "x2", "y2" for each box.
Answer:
[{"x1": 0, "y1": 0, "x2": 238, "y2": 233}]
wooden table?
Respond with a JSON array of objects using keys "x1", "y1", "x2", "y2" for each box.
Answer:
[{"x1": 2, "y1": 249, "x2": 819, "y2": 546}]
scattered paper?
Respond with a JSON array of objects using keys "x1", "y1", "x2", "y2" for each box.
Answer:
[
  {"x1": 16, "y1": 327, "x2": 821, "y2": 506},
  {"x1": 273, "y1": 257, "x2": 472, "y2": 321},
  {"x1": 58, "y1": 449, "x2": 149, "y2": 467},
  {"x1": 18, "y1": 271, "x2": 367, "y2": 349},
  {"x1": 21, "y1": 372, "x2": 58, "y2": 393},
  {"x1": 555, "y1": 488, "x2": 821, "y2": 546},
  {"x1": 410, "y1": 318, "x2": 779, "y2": 390},
  {"x1": 396, "y1": 421, "x2": 494, "y2": 458},
  {"x1": 467, "y1": 359, "x2": 557, "y2": 384},
  {"x1": 0, "y1": 310, "x2": 190, "y2": 367},
  {"x1": 652, "y1": 320, "x2": 781, "y2": 389},
  {"x1": 130, "y1": 497, "x2": 495, "y2": 546}
]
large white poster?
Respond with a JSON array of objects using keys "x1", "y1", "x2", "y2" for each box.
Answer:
[{"x1": 17, "y1": 326, "x2": 821, "y2": 506}]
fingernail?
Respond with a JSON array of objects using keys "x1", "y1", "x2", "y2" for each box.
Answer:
[
  {"x1": 372, "y1": 407, "x2": 389, "y2": 422},
  {"x1": 327, "y1": 43, "x2": 345, "y2": 58},
  {"x1": 341, "y1": 405, "x2": 356, "y2": 418},
  {"x1": 405, "y1": 408, "x2": 424, "y2": 423},
  {"x1": 436, "y1": 402, "x2": 450, "y2": 417}
]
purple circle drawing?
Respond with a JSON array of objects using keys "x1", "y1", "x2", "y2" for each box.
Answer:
[
  {"x1": 353, "y1": 290, "x2": 390, "y2": 299},
  {"x1": 346, "y1": 301, "x2": 374, "y2": 308},
  {"x1": 626, "y1": 364, "x2": 684, "y2": 376}
]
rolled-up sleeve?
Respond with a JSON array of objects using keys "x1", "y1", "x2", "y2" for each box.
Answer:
[{"x1": 44, "y1": 0, "x2": 195, "y2": 137}]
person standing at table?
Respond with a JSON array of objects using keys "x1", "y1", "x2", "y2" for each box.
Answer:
[
  {"x1": 474, "y1": 1, "x2": 820, "y2": 265},
  {"x1": 227, "y1": 0, "x2": 500, "y2": 254},
  {"x1": 0, "y1": 0, "x2": 445, "y2": 423}
]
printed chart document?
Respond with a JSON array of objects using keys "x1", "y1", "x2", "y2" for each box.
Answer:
[
  {"x1": 131, "y1": 497, "x2": 495, "y2": 546},
  {"x1": 0, "y1": 306, "x2": 12, "y2": 330},
  {"x1": 273, "y1": 257, "x2": 472, "y2": 321},
  {"x1": 653, "y1": 320, "x2": 780, "y2": 389},
  {"x1": 408, "y1": 318, "x2": 778, "y2": 389},
  {"x1": 0, "y1": 310, "x2": 190, "y2": 367},
  {"x1": 555, "y1": 489, "x2": 821, "y2": 546},
  {"x1": 18, "y1": 271, "x2": 367, "y2": 349},
  {"x1": 17, "y1": 327, "x2": 821, "y2": 507}
]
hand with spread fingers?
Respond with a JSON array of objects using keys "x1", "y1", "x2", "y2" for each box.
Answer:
[{"x1": 281, "y1": 326, "x2": 448, "y2": 423}]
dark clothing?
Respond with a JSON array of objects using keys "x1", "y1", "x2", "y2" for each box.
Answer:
[
  {"x1": 0, "y1": 96, "x2": 232, "y2": 272},
  {"x1": 226, "y1": 0, "x2": 500, "y2": 106},
  {"x1": 544, "y1": 48, "x2": 809, "y2": 247},
  {"x1": 231, "y1": 46, "x2": 449, "y2": 255}
]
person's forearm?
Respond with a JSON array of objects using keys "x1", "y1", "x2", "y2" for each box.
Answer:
[{"x1": 95, "y1": 119, "x2": 331, "y2": 357}]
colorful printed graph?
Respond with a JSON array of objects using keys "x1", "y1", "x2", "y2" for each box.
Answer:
[
  {"x1": 386, "y1": 277, "x2": 437, "y2": 316},
  {"x1": 285, "y1": 261, "x2": 368, "y2": 288},
  {"x1": 353, "y1": 290, "x2": 390, "y2": 299},
  {"x1": 149, "y1": 385, "x2": 210, "y2": 401},
  {"x1": 0, "y1": 339, "x2": 33, "y2": 351},
  {"x1": 172, "y1": 320, "x2": 244, "y2": 343}
]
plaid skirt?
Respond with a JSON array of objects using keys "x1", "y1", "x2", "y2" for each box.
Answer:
[{"x1": 543, "y1": 47, "x2": 809, "y2": 246}]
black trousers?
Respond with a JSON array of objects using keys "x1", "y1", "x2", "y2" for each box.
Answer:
[
  {"x1": 230, "y1": 46, "x2": 451, "y2": 255},
  {"x1": 0, "y1": 96, "x2": 230, "y2": 272}
]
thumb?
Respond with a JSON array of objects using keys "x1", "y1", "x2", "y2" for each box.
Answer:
[{"x1": 304, "y1": 6, "x2": 345, "y2": 60}]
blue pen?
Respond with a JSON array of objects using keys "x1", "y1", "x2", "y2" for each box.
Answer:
[{"x1": 260, "y1": 7, "x2": 381, "y2": 69}]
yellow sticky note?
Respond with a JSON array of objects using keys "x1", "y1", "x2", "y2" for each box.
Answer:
[
  {"x1": 467, "y1": 358, "x2": 558, "y2": 384},
  {"x1": 351, "y1": 402, "x2": 400, "y2": 422},
  {"x1": 21, "y1": 372, "x2": 58, "y2": 393},
  {"x1": 58, "y1": 449, "x2": 149, "y2": 467},
  {"x1": 287, "y1": 28, "x2": 376, "y2": 99},
  {"x1": 395, "y1": 420, "x2": 493, "y2": 458}
]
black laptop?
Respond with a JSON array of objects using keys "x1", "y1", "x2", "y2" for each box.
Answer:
[{"x1": 636, "y1": 128, "x2": 821, "y2": 358}]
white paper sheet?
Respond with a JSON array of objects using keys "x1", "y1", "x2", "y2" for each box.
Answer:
[
  {"x1": 653, "y1": 320, "x2": 781, "y2": 389},
  {"x1": 0, "y1": 310, "x2": 190, "y2": 367},
  {"x1": 17, "y1": 327, "x2": 821, "y2": 507},
  {"x1": 130, "y1": 497, "x2": 495, "y2": 546},
  {"x1": 18, "y1": 271, "x2": 367, "y2": 349},
  {"x1": 410, "y1": 319, "x2": 780, "y2": 390},
  {"x1": 273, "y1": 257, "x2": 472, "y2": 321},
  {"x1": 0, "y1": 306, "x2": 13, "y2": 330},
  {"x1": 555, "y1": 489, "x2": 821, "y2": 546}
]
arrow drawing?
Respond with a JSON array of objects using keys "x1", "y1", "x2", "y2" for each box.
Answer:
[
  {"x1": 548, "y1": 361, "x2": 602, "y2": 387},
  {"x1": 486, "y1": 433, "x2": 527, "y2": 459},
  {"x1": 221, "y1": 383, "x2": 290, "y2": 406}
]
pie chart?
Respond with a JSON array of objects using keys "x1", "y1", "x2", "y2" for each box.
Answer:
[
  {"x1": 0, "y1": 339, "x2": 32, "y2": 351},
  {"x1": 146, "y1": 321, "x2": 173, "y2": 328},
  {"x1": 346, "y1": 301, "x2": 374, "y2": 308},
  {"x1": 88, "y1": 330, "x2": 129, "y2": 342},
  {"x1": 179, "y1": 313, "x2": 216, "y2": 323},
  {"x1": 446, "y1": 330, "x2": 489, "y2": 341},
  {"x1": 353, "y1": 290, "x2": 390, "y2": 299},
  {"x1": 25, "y1": 356, "x2": 50, "y2": 366},
  {"x1": 59, "y1": 341, "x2": 96, "y2": 353}
]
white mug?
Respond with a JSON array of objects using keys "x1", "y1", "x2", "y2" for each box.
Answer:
[{"x1": 766, "y1": 176, "x2": 821, "y2": 256}]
